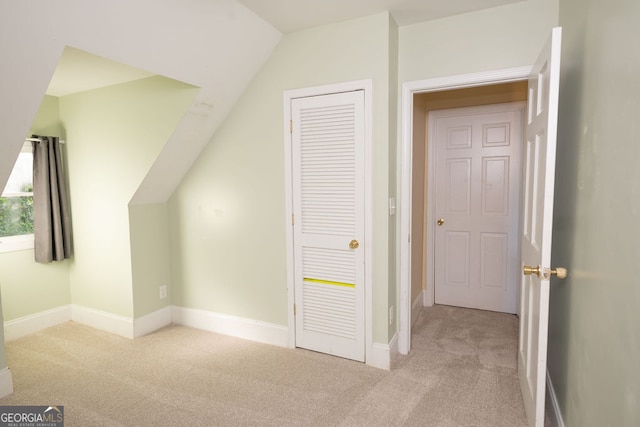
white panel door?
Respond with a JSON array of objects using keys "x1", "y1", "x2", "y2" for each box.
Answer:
[
  {"x1": 518, "y1": 27, "x2": 562, "y2": 427},
  {"x1": 291, "y1": 91, "x2": 365, "y2": 362},
  {"x1": 433, "y1": 103, "x2": 524, "y2": 313}
]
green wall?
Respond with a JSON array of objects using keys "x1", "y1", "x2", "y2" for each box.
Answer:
[
  {"x1": 398, "y1": 0, "x2": 558, "y2": 82},
  {"x1": 129, "y1": 203, "x2": 172, "y2": 317},
  {"x1": 1, "y1": 78, "x2": 196, "y2": 324},
  {"x1": 548, "y1": 0, "x2": 640, "y2": 424},
  {"x1": 0, "y1": 96, "x2": 71, "y2": 322},
  {"x1": 387, "y1": 15, "x2": 399, "y2": 337},
  {"x1": 60, "y1": 76, "x2": 198, "y2": 318},
  {"x1": 169, "y1": 12, "x2": 397, "y2": 343}
]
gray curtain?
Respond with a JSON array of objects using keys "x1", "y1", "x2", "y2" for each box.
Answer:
[{"x1": 32, "y1": 135, "x2": 72, "y2": 263}]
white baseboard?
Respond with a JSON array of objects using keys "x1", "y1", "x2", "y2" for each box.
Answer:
[
  {"x1": 4, "y1": 305, "x2": 397, "y2": 373},
  {"x1": 0, "y1": 368, "x2": 13, "y2": 398},
  {"x1": 412, "y1": 291, "x2": 424, "y2": 327},
  {"x1": 133, "y1": 306, "x2": 172, "y2": 338},
  {"x1": 4, "y1": 305, "x2": 287, "y2": 346},
  {"x1": 3, "y1": 305, "x2": 173, "y2": 341},
  {"x1": 423, "y1": 287, "x2": 434, "y2": 307},
  {"x1": 368, "y1": 332, "x2": 397, "y2": 371},
  {"x1": 546, "y1": 369, "x2": 565, "y2": 427},
  {"x1": 3, "y1": 306, "x2": 72, "y2": 341},
  {"x1": 171, "y1": 306, "x2": 288, "y2": 348},
  {"x1": 70, "y1": 305, "x2": 134, "y2": 339}
]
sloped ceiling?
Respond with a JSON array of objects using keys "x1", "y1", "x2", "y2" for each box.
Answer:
[
  {"x1": 0, "y1": 0, "x2": 281, "y2": 203},
  {"x1": 46, "y1": 47, "x2": 155, "y2": 97},
  {"x1": 237, "y1": 0, "x2": 524, "y2": 33},
  {"x1": 1, "y1": 0, "x2": 526, "y2": 202},
  {"x1": 44, "y1": 0, "x2": 526, "y2": 97}
]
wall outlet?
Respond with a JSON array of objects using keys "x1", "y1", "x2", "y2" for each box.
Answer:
[
  {"x1": 159, "y1": 285, "x2": 167, "y2": 299},
  {"x1": 389, "y1": 305, "x2": 394, "y2": 326}
]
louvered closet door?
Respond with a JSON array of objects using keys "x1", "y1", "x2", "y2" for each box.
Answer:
[{"x1": 291, "y1": 90, "x2": 365, "y2": 362}]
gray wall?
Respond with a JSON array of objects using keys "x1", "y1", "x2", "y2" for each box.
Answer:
[{"x1": 549, "y1": 0, "x2": 640, "y2": 425}]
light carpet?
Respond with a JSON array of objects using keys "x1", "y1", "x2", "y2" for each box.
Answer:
[{"x1": 0, "y1": 305, "x2": 531, "y2": 426}]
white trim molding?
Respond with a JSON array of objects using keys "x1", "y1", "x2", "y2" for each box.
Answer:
[
  {"x1": 369, "y1": 333, "x2": 398, "y2": 371},
  {"x1": 3, "y1": 305, "x2": 71, "y2": 341},
  {"x1": 0, "y1": 368, "x2": 13, "y2": 398},
  {"x1": 0, "y1": 234, "x2": 34, "y2": 254},
  {"x1": 70, "y1": 305, "x2": 134, "y2": 339},
  {"x1": 546, "y1": 369, "x2": 565, "y2": 427},
  {"x1": 172, "y1": 306, "x2": 288, "y2": 348},
  {"x1": 398, "y1": 66, "x2": 533, "y2": 355},
  {"x1": 4, "y1": 304, "x2": 401, "y2": 371},
  {"x1": 3, "y1": 305, "x2": 173, "y2": 341},
  {"x1": 133, "y1": 306, "x2": 172, "y2": 338}
]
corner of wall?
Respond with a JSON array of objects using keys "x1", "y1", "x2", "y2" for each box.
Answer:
[
  {"x1": 0, "y1": 290, "x2": 13, "y2": 398},
  {"x1": 0, "y1": 368, "x2": 13, "y2": 399}
]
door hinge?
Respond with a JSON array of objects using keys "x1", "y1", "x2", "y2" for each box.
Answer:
[
  {"x1": 293, "y1": 303, "x2": 296, "y2": 316},
  {"x1": 292, "y1": 213, "x2": 294, "y2": 225},
  {"x1": 290, "y1": 120, "x2": 292, "y2": 134}
]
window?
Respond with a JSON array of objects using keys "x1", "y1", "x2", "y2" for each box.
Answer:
[{"x1": 0, "y1": 142, "x2": 34, "y2": 252}]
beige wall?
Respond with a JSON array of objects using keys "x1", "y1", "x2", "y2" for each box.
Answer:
[
  {"x1": 548, "y1": 0, "x2": 640, "y2": 424},
  {"x1": 411, "y1": 95, "x2": 428, "y2": 307},
  {"x1": 411, "y1": 82, "x2": 528, "y2": 307}
]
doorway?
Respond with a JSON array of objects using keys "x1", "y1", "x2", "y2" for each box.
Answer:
[{"x1": 398, "y1": 67, "x2": 531, "y2": 355}]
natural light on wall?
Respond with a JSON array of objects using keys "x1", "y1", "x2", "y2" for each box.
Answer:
[{"x1": 0, "y1": 142, "x2": 34, "y2": 252}]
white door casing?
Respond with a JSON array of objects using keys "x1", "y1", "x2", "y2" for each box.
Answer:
[
  {"x1": 432, "y1": 104, "x2": 524, "y2": 314},
  {"x1": 518, "y1": 27, "x2": 562, "y2": 427},
  {"x1": 287, "y1": 87, "x2": 368, "y2": 362},
  {"x1": 398, "y1": 66, "x2": 532, "y2": 355}
]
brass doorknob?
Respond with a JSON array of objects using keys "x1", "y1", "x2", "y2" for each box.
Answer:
[
  {"x1": 523, "y1": 265, "x2": 568, "y2": 279},
  {"x1": 437, "y1": 218, "x2": 444, "y2": 226},
  {"x1": 349, "y1": 240, "x2": 359, "y2": 249},
  {"x1": 550, "y1": 267, "x2": 568, "y2": 279},
  {"x1": 523, "y1": 265, "x2": 541, "y2": 277}
]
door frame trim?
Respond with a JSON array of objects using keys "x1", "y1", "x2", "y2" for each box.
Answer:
[
  {"x1": 398, "y1": 67, "x2": 532, "y2": 355},
  {"x1": 283, "y1": 79, "x2": 374, "y2": 363}
]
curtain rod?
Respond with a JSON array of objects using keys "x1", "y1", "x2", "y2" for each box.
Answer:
[{"x1": 25, "y1": 137, "x2": 66, "y2": 144}]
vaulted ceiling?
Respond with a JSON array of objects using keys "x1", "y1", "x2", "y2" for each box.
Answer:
[
  {"x1": 237, "y1": 0, "x2": 523, "y2": 33},
  {"x1": 3, "y1": 0, "x2": 525, "y2": 203},
  {"x1": 45, "y1": 0, "x2": 524, "y2": 97}
]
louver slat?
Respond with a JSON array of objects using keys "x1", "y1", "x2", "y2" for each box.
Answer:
[
  {"x1": 303, "y1": 247, "x2": 355, "y2": 285},
  {"x1": 300, "y1": 103, "x2": 356, "y2": 236},
  {"x1": 302, "y1": 281, "x2": 356, "y2": 339}
]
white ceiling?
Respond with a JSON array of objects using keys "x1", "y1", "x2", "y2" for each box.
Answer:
[
  {"x1": 45, "y1": 0, "x2": 523, "y2": 97},
  {"x1": 236, "y1": 0, "x2": 523, "y2": 33}
]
